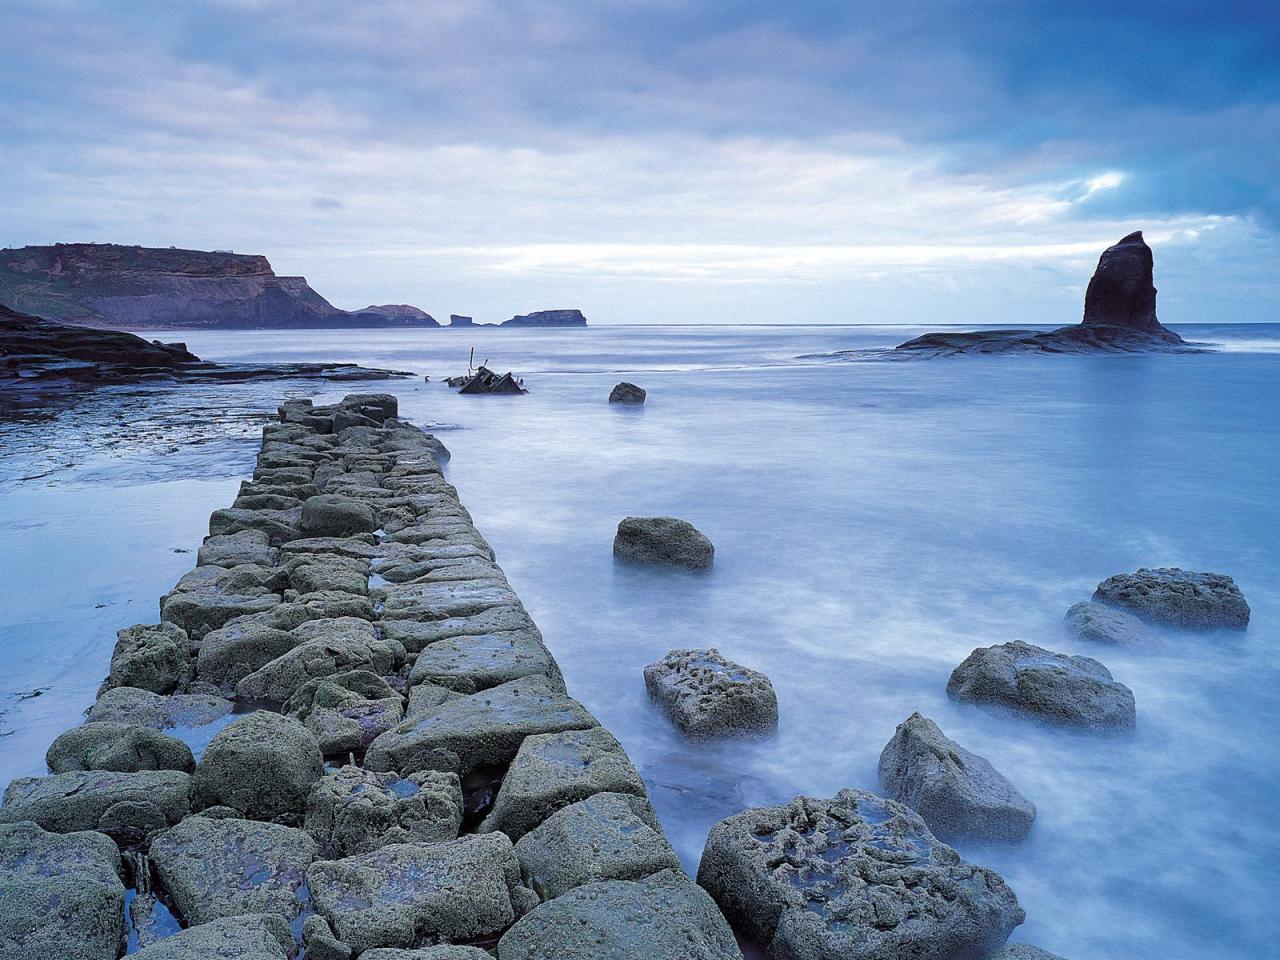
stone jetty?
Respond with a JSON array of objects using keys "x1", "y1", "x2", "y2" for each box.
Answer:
[{"x1": 0, "y1": 393, "x2": 740, "y2": 960}]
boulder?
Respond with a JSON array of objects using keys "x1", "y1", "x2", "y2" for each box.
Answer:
[
  {"x1": 288, "y1": 557, "x2": 370, "y2": 595},
  {"x1": 196, "y1": 620, "x2": 301, "y2": 688},
  {"x1": 301, "y1": 494, "x2": 379, "y2": 538},
  {"x1": 608, "y1": 382, "x2": 646, "y2": 405},
  {"x1": 377, "y1": 579, "x2": 521, "y2": 621},
  {"x1": 479, "y1": 727, "x2": 647, "y2": 840},
  {"x1": 307, "y1": 834, "x2": 521, "y2": 951},
  {"x1": 613, "y1": 516, "x2": 714, "y2": 569},
  {"x1": 697, "y1": 789, "x2": 1024, "y2": 960},
  {"x1": 208, "y1": 506, "x2": 303, "y2": 546},
  {"x1": 287, "y1": 670, "x2": 405, "y2": 755},
  {"x1": 86, "y1": 686, "x2": 233, "y2": 729},
  {"x1": 1092, "y1": 568, "x2": 1250, "y2": 630},
  {"x1": 1081, "y1": 231, "x2": 1161, "y2": 332},
  {"x1": 1062, "y1": 601, "x2": 1150, "y2": 645},
  {"x1": 362, "y1": 949, "x2": 494, "y2": 960},
  {"x1": 160, "y1": 564, "x2": 283, "y2": 639},
  {"x1": 149, "y1": 815, "x2": 318, "y2": 926},
  {"x1": 45, "y1": 721, "x2": 194, "y2": 773},
  {"x1": 987, "y1": 947, "x2": 1068, "y2": 960},
  {"x1": 946, "y1": 641, "x2": 1136, "y2": 731},
  {"x1": 0, "y1": 769, "x2": 191, "y2": 833},
  {"x1": 0, "y1": 821, "x2": 124, "y2": 960},
  {"x1": 199, "y1": 530, "x2": 283, "y2": 570},
  {"x1": 102, "y1": 622, "x2": 189, "y2": 694},
  {"x1": 130, "y1": 914, "x2": 293, "y2": 960},
  {"x1": 193, "y1": 711, "x2": 323, "y2": 819},
  {"x1": 379, "y1": 605, "x2": 535, "y2": 653},
  {"x1": 301, "y1": 914, "x2": 353, "y2": 960},
  {"x1": 514, "y1": 792, "x2": 679, "y2": 900},
  {"x1": 878, "y1": 713, "x2": 1035, "y2": 843},
  {"x1": 235, "y1": 620, "x2": 404, "y2": 704},
  {"x1": 408, "y1": 629, "x2": 565, "y2": 694},
  {"x1": 497, "y1": 869, "x2": 740, "y2": 960},
  {"x1": 306, "y1": 765, "x2": 463, "y2": 855},
  {"x1": 644, "y1": 648, "x2": 777, "y2": 739}
]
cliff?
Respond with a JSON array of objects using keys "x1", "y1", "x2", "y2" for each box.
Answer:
[{"x1": 501, "y1": 308, "x2": 588, "y2": 328}]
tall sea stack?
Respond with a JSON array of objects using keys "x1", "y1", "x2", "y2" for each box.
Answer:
[{"x1": 1081, "y1": 231, "x2": 1161, "y2": 332}]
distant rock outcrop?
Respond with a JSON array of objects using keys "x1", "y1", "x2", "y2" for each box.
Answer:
[
  {"x1": 449, "y1": 314, "x2": 476, "y2": 327},
  {"x1": 892, "y1": 232, "x2": 1193, "y2": 357},
  {"x1": 501, "y1": 309, "x2": 588, "y2": 328},
  {"x1": 353, "y1": 304, "x2": 440, "y2": 327}
]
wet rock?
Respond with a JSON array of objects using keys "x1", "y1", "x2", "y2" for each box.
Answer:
[
  {"x1": 0, "y1": 769, "x2": 191, "y2": 833},
  {"x1": 986, "y1": 947, "x2": 1068, "y2": 960},
  {"x1": 378, "y1": 579, "x2": 521, "y2": 621},
  {"x1": 305, "y1": 765, "x2": 463, "y2": 855},
  {"x1": 697, "y1": 789, "x2": 1024, "y2": 960},
  {"x1": 288, "y1": 556, "x2": 370, "y2": 595},
  {"x1": 291, "y1": 590, "x2": 376, "y2": 621},
  {"x1": 644, "y1": 648, "x2": 777, "y2": 740},
  {"x1": 87, "y1": 686, "x2": 234, "y2": 729},
  {"x1": 878, "y1": 713, "x2": 1035, "y2": 844},
  {"x1": 0, "y1": 821, "x2": 124, "y2": 960},
  {"x1": 406, "y1": 682, "x2": 465, "y2": 718},
  {"x1": 301, "y1": 494, "x2": 379, "y2": 538},
  {"x1": 193, "y1": 711, "x2": 323, "y2": 819},
  {"x1": 1062, "y1": 601, "x2": 1150, "y2": 645},
  {"x1": 208, "y1": 506, "x2": 303, "y2": 546},
  {"x1": 281, "y1": 534, "x2": 382, "y2": 560},
  {"x1": 514, "y1": 792, "x2": 679, "y2": 899},
  {"x1": 365, "y1": 675, "x2": 599, "y2": 776},
  {"x1": 614, "y1": 516, "x2": 714, "y2": 569},
  {"x1": 235, "y1": 618, "x2": 404, "y2": 704},
  {"x1": 102, "y1": 622, "x2": 190, "y2": 694},
  {"x1": 196, "y1": 620, "x2": 300, "y2": 688},
  {"x1": 947, "y1": 641, "x2": 1136, "y2": 731},
  {"x1": 302, "y1": 914, "x2": 353, "y2": 960},
  {"x1": 130, "y1": 914, "x2": 293, "y2": 960},
  {"x1": 149, "y1": 815, "x2": 318, "y2": 926},
  {"x1": 608, "y1": 382, "x2": 646, "y2": 404},
  {"x1": 287, "y1": 670, "x2": 405, "y2": 755},
  {"x1": 307, "y1": 833, "x2": 520, "y2": 951},
  {"x1": 408, "y1": 629, "x2": 565, "y2": 694},
  {"x1": 160, "y1": 563, "x2": 283, "y2": 639},
  {"x1": 1081, "y1": 231, "x2": 1161, "y2": 332},
  {"x1": 480, "y1": 727, "x2": 647, "y2": 840},
  {"x1": 46, "y1": 721, "x2": 195, "y2": 773},
  {"x1": 497, "y1": 868, "x2": 740, "y2": 960},
  {"x1": 1092, "y1": 567, "x2": 1250, "y2": 630},
  {"x1": 373, "y1": 555, "x2": 503, "y2": 586},
  {"x1": 361, "y1": 948, "x2": 494, "y2": 960},
  {"x1": 380, "y1": 605, "x2": 535, "y2": 653}
]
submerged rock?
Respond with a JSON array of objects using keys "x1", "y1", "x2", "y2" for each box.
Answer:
[
  {"x1": 305, "y1": 765, "x2": 463, "y2": 855},
  {"x1": 878, "y1": 712, "x2": 1034, "y2": 843},
  {"x1": 193, "y1": 711, "x2": 323, "y2": 819},
  {"x1": 608, "y1": 381, "x2": 646, "y2": 404},
  {"x1": 697, "y1": 789, "x2": 1024, "y2": 960},
  {"x1": 946, "y1": 641, "x2": 1136, "y2": 731},
  {"x1": 45, "y1": 721, "x2": 195, "y2": 774},
  {"x1": 130, "y1": 914, "x2": 293, "y2": 960},
  {"x1": 1062, "y1": 601, "x2": 1151, "y2": 645},
  {"x1": 1092, "y1": 567, "x2": 1250, "y2": 630},
  {"x1": 613, "y1": 516, "x2": 714, "y2": 569},
  {"x1": 644, "y1": 648, "x2": 777, "y2": 740}
]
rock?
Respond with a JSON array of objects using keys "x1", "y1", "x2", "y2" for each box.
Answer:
[
  {"x1": 986, "y1": 947, "x2": 1068, "y2": 960},
  {"x1": 1092, "y1": 567, "x2": 1250, "y2": 630},
  {"x1": 365, "y1": 675, "x2": 599, "y2": 776},
  {"x1": 45, "y1": 721, "x2": 194, "y2": 773},
  {"x1": 408, "y1": 629, "x2": 565, "y2": 694},
  {"x1": 878, "y1": 713, "x2": 1035, "y2": 843},
  {"x1": 946, "y1": 641, "x2": 1137, "y2": 731},
  {"x1": 1062, "y1": 601, "x2": 1150, "y2": 645},
  {"x1": 449, "y1": 314, "x2": 476, "y2": 327},
  {"x1": 500, "y1": 308, "x2": 588, "y2": 328},
  {"x1": 102, "y1": 622, "x2": 189, "y2": 694},
  {"x1": 86, "y1": 686, "x2": 233, "y2": 729},
  {"x1": 614, "y1": 516, "x2": 714, "y2": 569},
  {"x1": 0, "y1": 821, "x2": 124, "y2": 960},
  {"x1": 289, "y1": 556, "x2": 369, "y2": 595},
  {"x1": 406, "y1": 683, "x2": 465, "y2": 718},
  {"x1": 379, "y1": 605, "x2": 534, "y2": 653},
  {"x1": 302, "y1": 914, "x2": 353, "y2": 960},
  {"x1": 608, "y1": 382, "x2": 646, "y2": 404},
  {"x1": 287, "y1": 670, "x2": 405, "y2": 755},
  {"x1": 130, "y1": 914, "x2": 293, "y2": 960},
  {"x1": 514, "y1": 792, "x2": 679, "y2": 900},
  {"x1": 196, "y1": 620, "x2": 301, "y2": 688},
  {"x1": 306, "y1": 834, "x2": 521, "y2": 951},
  {"x1": 643, "y1": 648, "x2": 777, "y2": 740},
  {"x1": 234, "y1": 619, "x2": 404, "y2": 704},
  {"x1": 197, "y1": 529, "x2": 279, "y2": 568},
  {"x1": 305, "y1": 765, "x2": 463, "y2": 855},
  {"x1": 377, "y1": 579, "x2": 521, "y2": 621},
  {"x1": 362, "y1": 948, "x2": 494, "y2": 960},
  {"x1": 480, "y1": 727, "x2": 647, "y2": 840},
  {"x1": 209, "y1": 506, "x2": 304, "y2": 546},
  {"x1": 497, "y1": 869, "x2": 740, "y2": 960},
  {"x1": 301, "y1": 494, "x2": 379, "y2": 538},
  {"x1": 160, "y1": 564, "x2": 283, "y2": 639},
  {"x1": 697, "y1": 789, "x2": 1024, "y2": 960},
  {"x1": 193, "y1": 711, "x2": 323, "y2": 819},
  {"x1": 0, "y1": 769, "x2": 191, "y2": 833},
  {"x1": 149, "y1": 815, "x2": 318, "y2": 926},
  {"x1": 1082, "y1": 231, "x2": 1161, "y2": 332}
]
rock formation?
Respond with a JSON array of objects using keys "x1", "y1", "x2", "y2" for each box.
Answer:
[
  {"x1": 501, "y1": 309, "x2": 588, "y2": 328},
  {"x1": 613, "y1": 517, "x2": 714, "y2": 569},
  {"x1": 1092, "y1": 567, "x2": 1250, "y2": 630},
  {"x1": 1081, "y1": 231, "x2": 1161, "y2": 331},
  {"x1": 643, "y1": 649, "x2": 778, "y2": 740},
  {"x1": 354, "y1": 304, "x2": 441, "y2": 327},
  {"x1": 449, "y1": 314, "x2": 476, "y2": 327},
  {"x1": 608, "y1": 382, "x2": 645, "y2": 404}
]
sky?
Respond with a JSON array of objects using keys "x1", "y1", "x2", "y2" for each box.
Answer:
[{"x1": 1, "y1": 0, "x2": 1277, "y2": 325}]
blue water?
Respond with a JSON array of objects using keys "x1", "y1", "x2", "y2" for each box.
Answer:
[{"x1": 2, "y1": 323, "x2": 1278, "y2": 960}]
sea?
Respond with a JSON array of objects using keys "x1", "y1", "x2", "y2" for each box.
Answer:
[{"x1": 2, "y1": 322, "x2": 1278, "y2": 959}]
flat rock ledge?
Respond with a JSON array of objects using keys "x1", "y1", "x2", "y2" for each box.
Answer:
[{"x1": 0, "y1": 392, "x2": 741, "y2": 960}]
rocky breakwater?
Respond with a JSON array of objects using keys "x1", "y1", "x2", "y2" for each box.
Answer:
[{"x1": 0, "y1": 393, "x2": 742, "y2": 960}]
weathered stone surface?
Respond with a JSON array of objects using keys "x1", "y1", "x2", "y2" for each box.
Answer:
[
  {"x1": 281, "y1": 534, "x2": 382, "y2": 559},
  {"x1": 306, "y1": 765, "x2": 463, "y2": 855},
  {"x1": 697, "y1": 789, "x2": 1024, "y2": 960},
  {"x1": 608, "y1": 382, "x2": 646, "y2": 405},
  {"x1": 1081, "y1": 231, "x2": 1161, "y2": 332},
  {"x1": 235, "y1": 619, "x2": 404, "y2": 704},
  {"x1": 301, "y1": 494, "x2": 379, "y2": 538},
  {"x1": 498, "y1": 868, "x2": 740, "y2": 960},
  {"x1": 378, "y1": 579, "x2": 521, "y2": 621},
  {"x1": 947, "y1": 641, "x2": 1136, "y2": 731},
  {"x1": 46, "y1": 721, "x2": 195, "y2": 773},
  {"x1": 160, "y1": 563, "x2": 283, "y2": 639},
  {"x1": 409, "y1": 629, "x2": 565, "y2": 694},
  {"x1": 614, "y1": 516, "x2": 714, "y2": 569},
  {"x1": 0, "y1": 821, "x2": 124, "y2": 960},
  {"x1": 194, "y1": 711, "x2": 323, "y2": 818},
  {"x1": 208, "y1": 506, "x2": 303, "y2": 546},
  {"x1": 480, "y1": 727, "x2": 647, "y2": 840},
  {"x1": 380, "y1": 605, "x2": 535, "y2": 653},
  {"x1": 87, "y1": 686, "x2": 233, "y2": 729},
  {"x1": 1093, "y1": 567, "x2": 1250, "y2": 630},
  {"x1": 307, "y1": 834, "x2": 520, "y2": 951},
  {"x1": 0, "y1": 769, "x2": 190, "y2": 833},
  {"x1": 361, "y1": 948, "x2": 494, "y2": 960},
  {"x1": 1062, "y1": 601, "x2": 1151, "y2": 645},
  {"x1": 514, "y1": 792, "x2": 678, "y2": 899},
  {"x1": 103, "y1": 621, "x2": 189, "y2": 694},
  {"x1": 406, "y1": 683, "x2": 465, "y2": 718},
  {"x1": 289, "y1": 556, "x2": 370, "y2": 595},
  {"x1": 196, "y1": 620, "x2": 301, "y2": 688},
  {"x1": 986, "y1": 947, "x2": 1068, "y2": 960},
  {"x1": 644, "y1": 648, "x2": 777, "y2": 740},
  {"x1": 287, "y1": 670, "x2": 405, "y2": 755},
  {"x1": 878, "y1": 713, "x2": 1035, "y2": 844},
  {"x1": 130, "y1": 914, "x2": 293, "y2": 960},
  {"x1": 366, "y1": 675, "x2": 599, "y2": 776}
]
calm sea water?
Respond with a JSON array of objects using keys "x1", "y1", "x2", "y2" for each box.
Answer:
[{"x1": 2, "y1": 323, "x2": 1278, "y2": 960}]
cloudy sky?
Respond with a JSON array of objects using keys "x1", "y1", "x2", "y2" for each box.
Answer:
[{"x1": 2, "y1": 1, "x2": 1277, "y2": 324}]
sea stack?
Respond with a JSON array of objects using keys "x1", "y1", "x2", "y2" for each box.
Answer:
[{"x1": 1081, "y1": 231, "x2": 1162, "y2": 333}]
